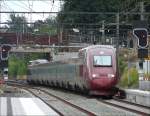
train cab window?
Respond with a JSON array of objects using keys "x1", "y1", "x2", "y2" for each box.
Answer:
[{"x1": 93, "y1": 55, "x2": 112, "y2": 67}]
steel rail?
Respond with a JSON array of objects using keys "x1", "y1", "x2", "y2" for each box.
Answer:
[
  {"x1": 113, "y1": 97, "x2": 150, "y2": 110},
  {"x1": 6, "y1": 81, "x2": 97, "y2": 116},
  {"x1": 98, "y1": 99, "x2": 150, "y2": 116},
  {"x1": 6, "y1": 81, "x2": 63, "y2": 116},
  {"x1": 26, "y1": 88, "x2": 64, "y2": 116},
  {"x1": 32, "y1": 87, "x2": 97, "y2": 116}
]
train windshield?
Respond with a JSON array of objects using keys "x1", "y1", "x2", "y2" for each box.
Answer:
[{"x1": 93, "y1": 55, "x2": 112, "y2": 67}]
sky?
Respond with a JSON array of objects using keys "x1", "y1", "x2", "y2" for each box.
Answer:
[{"x1": 0, "y1": 0, "x2": 62, "y2": 25}]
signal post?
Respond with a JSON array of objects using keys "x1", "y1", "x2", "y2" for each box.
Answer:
[
  {"x1": 133, "y1": 28, "x2": 149, "y2": 89},
  {"x1": 133, "y1": 28, "x2": 148, "y2": 58},
  {"x1": 0, "y1": 44, "x2": 11, "y2": 80}
]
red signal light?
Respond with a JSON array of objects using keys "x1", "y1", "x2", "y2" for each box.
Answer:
[
  {"x1": 0, "y1": 45, "x2": 11, "y2": 60},
  {"x1": 133, "y1": 28, "x2": 148, "y2": 48}
]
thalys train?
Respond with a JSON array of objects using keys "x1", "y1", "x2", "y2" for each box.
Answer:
[{"x1": 27, "y1": 45, "x2": 119, "y2": 96}]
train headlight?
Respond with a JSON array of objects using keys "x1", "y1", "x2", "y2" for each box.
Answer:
[
  {"x1": 108, "y1": 74, "x2": 115, "y2": 78},
  {"x1": 92, "y1": 74, "x2": 98, "y2": 78}
]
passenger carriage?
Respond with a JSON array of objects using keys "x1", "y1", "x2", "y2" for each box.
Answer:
[{"x1": 27, "y1": 45, "x2": 119, "y2": 96}]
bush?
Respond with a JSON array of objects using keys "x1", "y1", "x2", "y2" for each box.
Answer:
[
  {"x1": 9, "y1": 56, "x2": 18, "y2": 78},
  {"x1": 118, "y1": 56, "x2": 127, "y2": 76},
  {"x1": 9, "y1": 56, "x2": 27, "y2": 78},
  {"x1": 8, "y1": 53, "x2": 46, "y2": 78},
  {"x1": 17, "y1": 60, "x2": 27, "y2": 75},
  {"x1": 119, "y1": 67, "x2": 139, "y2": 88}
]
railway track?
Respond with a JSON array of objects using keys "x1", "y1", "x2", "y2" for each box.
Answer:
[
  {"x1": 29, "y1": 87, "x2": 97, "y2": 116},
  {"x1": 6, "y1": 80, "x2": 150, "y2": 115},
  {"x1": 6, "y1": 80, "x2": 97, "y2": 116},
  {"x1": 98, "y1": 98, "x2": 150, "y2": 116}
]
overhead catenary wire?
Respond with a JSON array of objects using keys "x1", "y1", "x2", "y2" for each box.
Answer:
[
  {"x1": 0, "y1": 0, "x2": 64, "y2": 1},
  {"x1": 28, "y1": 0, "x2": 33, "y2": 24},
  {"x1": 1, "y1": 0, "x2": 61, "y2": 22},
  {"x1": 50, "y1": 0, "x2": 54, "y2": 12},
  {"x1": 1, "y1": 11, "x2": 150, "y2": 15},
  {"x1": 0, "y1": 22, "x2": 133, "y2": 25},
  {"x1": 1, "y1": 1, "x2": 14, "y2": 11},
  {"x1": 1, "y1": 1, "x2": 149, "y2": 25},
  {"x1": 1, "y1": 1, "x2": 149, "y2": 30},
  {"x1": 19, "y1": 1, "x2": 47, "y2": 20}
]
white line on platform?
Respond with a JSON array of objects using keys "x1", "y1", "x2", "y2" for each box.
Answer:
[
  {"x1": 19, "y1": 98, "x2": 45, "y2": 115},
  {"x1": 0, "y1": 97, "x2": 7, "y2": 116}
]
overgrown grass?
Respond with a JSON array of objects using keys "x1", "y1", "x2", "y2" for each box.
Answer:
[
  {"x1": 9, "y1": 56, "x2": 27, "y2": 78},
  {"x1": 8, "y1": 53, "x2": 46, "y2": 79},
  {"x1": 118, "y1": 48, "x2": 139, "y2": 88},
  {"x1": 118, "y1": 56, "x2": 127, "y2": 76},
  {"x1": 119, "y1": 67, "x2": 139, "y2": 88}
]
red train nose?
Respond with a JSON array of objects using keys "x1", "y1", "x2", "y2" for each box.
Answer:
[{"x1": 90, "y1": 77, "x2": 117, "y2": 89}]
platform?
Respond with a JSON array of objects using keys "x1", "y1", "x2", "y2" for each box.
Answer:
[
  {"x1": 0, "y1": 97, "x2": 59, "y2": 116},
  {"x1": 125, "y1": 89, "x2": 150, "y2": 107}
]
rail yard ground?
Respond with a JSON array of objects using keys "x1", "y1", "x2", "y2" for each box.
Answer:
[{"x1": 0, "y1": 81, "x2": 149, "y2": 116}]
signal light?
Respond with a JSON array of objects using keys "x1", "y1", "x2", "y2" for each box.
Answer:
[
  {"x1": 133, "y1": 28, "x2": 148, "y2": 58},
  {"x1": 0, "y1": 45, "x2": 11, "y2": 60},
  {"x1": 133, "y1": 28, "x2": 148, "y2": 48}
]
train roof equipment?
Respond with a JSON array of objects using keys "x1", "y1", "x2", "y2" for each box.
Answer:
[{"x1": 79, "y1": 45, "x2": 116, "y2": 51}]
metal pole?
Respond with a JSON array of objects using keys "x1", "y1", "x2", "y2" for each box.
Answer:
[
  {"x1": 138, "y1": 2, "x2": 145, "y2": 88},
  {"x1": 60, "y1": 28, "x2": 63, "y2": 44},
  {"x1": 16, "y1": 33, "x2": 19, "y2": 47},
  {"x1": 0, "y1": 1, "x2": 2, "y2": 28},
  {"x1": 140, "y1": 2, "x2": 145, "y2": 21},
  {"x1": 90, "y1": 31, "x2": 93, "y2": 43},
  {"x1": 48, "y1": 35, "x2": 51, "y2": 46},
  {"x1": 116, "y1": 13, "x2": 119, "y2": 48},
  {"x1": 147, "y1": 60, "x2": 148, "y2": 75},
  {"x1": 102, "y1": 20, "x2": 105, "y2": 44},
  {"x1": 28, "y1": 1, "x2": 33, "y2": 26},
  {"x1": 128, "y1": 52, "x2": 130, "y2": 87},
  {"x1": 79, "y1": 32, "x2": 82, "y2": 43}
]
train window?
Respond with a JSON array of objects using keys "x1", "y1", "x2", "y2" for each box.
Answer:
[{"x1": 93, "y1": 55, "x2": 112, "y2": 67}]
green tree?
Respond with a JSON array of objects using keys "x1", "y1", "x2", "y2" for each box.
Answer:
[
  {"x1": 7, "y1": 14, "x2": 29, "y2": 33},
  {"x1": 31, "y1": 18, "x2": 57, "y2": 35},
  {"x1": 57, "y1": 0, "x2": 150, "y2": 26},
  {"x1": 58, "y1": 0, "x2": 124, "y2": 25}
]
